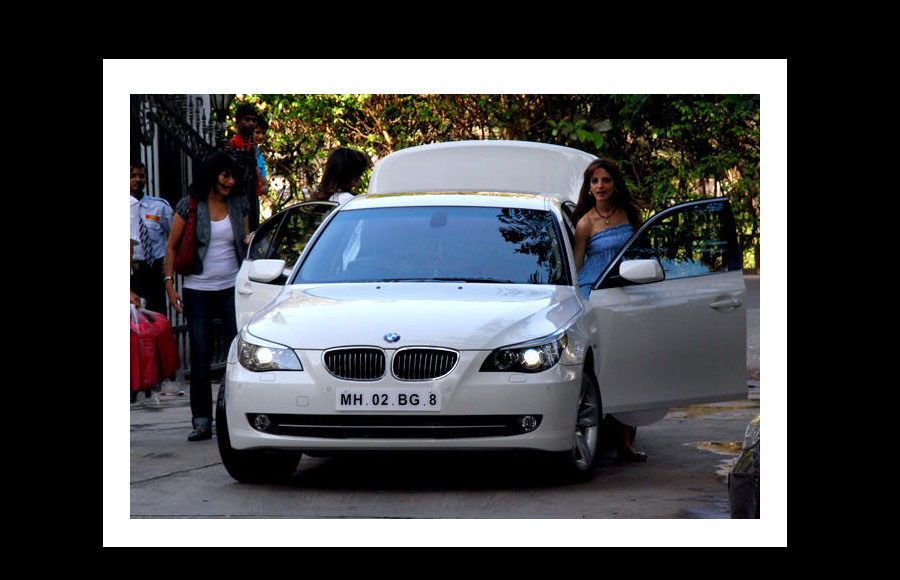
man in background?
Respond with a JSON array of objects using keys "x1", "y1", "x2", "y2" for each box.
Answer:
[
  {"x1": 254, "y1": 114, "x2": 270, "y2": 200},
  {"x1": 228, "y1": 104, "x2": 263, "y2": 232},
  {"x1": 130, "y1": 160, "x2": 173, "y2": 314}
]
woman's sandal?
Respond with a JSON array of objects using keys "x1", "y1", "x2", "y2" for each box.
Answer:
[{"x1": 616, "y1": 449, "x2": 648, "y2": 463}]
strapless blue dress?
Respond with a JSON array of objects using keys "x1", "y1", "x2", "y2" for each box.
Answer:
[{"x1": 577, "y1": 224, "x2": 634, "y2": 298}]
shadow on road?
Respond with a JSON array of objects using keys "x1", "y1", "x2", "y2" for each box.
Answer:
[{"x1": 279, "y1": 450, "x2": 621, "y2": 491}]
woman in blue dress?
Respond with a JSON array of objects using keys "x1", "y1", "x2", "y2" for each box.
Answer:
[
  {"x1": 572, "y1": 158, "x2": 648, "y2": 462},
  {"x1": 573, "y1": 158, "x2": 643, "y2": 297}
]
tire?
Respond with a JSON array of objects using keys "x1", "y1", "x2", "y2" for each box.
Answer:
[
  {"x1": 215, "y1": 383, "x2": 301, "y2": 483},
  {"x1": 554, "y1": 369, "x2": 602, "y2": 481}
]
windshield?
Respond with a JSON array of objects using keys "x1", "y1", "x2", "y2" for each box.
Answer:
[{"x1": 294, "y1": 206, "x2": 569, "y2": 285}]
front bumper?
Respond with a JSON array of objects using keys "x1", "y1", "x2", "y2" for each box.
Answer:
[{"x1": 223, "y1": 349, "x2": 581, "y2": 453}]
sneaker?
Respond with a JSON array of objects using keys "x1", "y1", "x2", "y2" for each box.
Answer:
[{"x1": 160, "y1": 380, "x2": 185, "y2": 396}]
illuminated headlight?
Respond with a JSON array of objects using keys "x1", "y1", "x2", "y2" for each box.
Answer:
[
  {"x1": 480, "y1": 330, "x2": 571, "y2": 373},
  {"x1": 238, "y1": 331, "x2": 302, "y2": 372}
]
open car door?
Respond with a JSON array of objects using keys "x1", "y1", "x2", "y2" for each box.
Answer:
[
  {"x1": 586, "y1": 198, "x2": 747, "y2": 422},
  {"x1": 235, "y1": 201, "x2": 338, "y2": 330}
]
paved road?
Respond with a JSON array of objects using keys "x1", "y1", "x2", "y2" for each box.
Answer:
[
  {"x1": 116, "y1": 275, "x2": 765, "y2": 543},
  {"x1": 129, "y1": 394, "x2": 759, "y2": 519}
]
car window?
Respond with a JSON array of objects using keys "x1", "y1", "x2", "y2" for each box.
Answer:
[
  {"x1": 248, "y1": 203, "x2": 337, "y2": 269},
  {"x1": 295, "y1": 206, "x2": 569, "y2": 285},
  {"x1": 247, "y1": 212, "x2": 286, "y2": 262},
  {"x1": 270, "y1": 204, "x2": 337, "y2": 270},
  {"x1": 620, "y1": 200, "x2": 739, "y2": 280}
]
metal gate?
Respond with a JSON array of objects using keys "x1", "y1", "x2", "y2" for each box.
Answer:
[{"x1": 131, "y1": 94, "x2": 256, "y2": 377}]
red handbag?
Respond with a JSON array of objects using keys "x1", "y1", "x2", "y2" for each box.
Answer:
[
  {"x1": 130, "y1": 306, "x2": 160, "y2": 394},
  {"x1": 130, "y1": 307, "x2": 181, "y2": 394},
  {"x1": 173, "y1": 196, "x2": 198, "y2": 275},
  {"x1": 144, "y1": 309, "x2": 180, "y2": 379}
]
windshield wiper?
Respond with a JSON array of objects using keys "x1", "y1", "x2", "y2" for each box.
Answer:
[
  {"x1": 377, "y1": 277, "x2": 516, "y2": 284},
  {"x1": 435, "y1": 277, "x2": 516, "y2": 284}
]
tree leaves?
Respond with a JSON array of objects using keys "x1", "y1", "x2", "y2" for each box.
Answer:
[{"x1": 233, "y1": 94, "x2": 760, "y2": 270}]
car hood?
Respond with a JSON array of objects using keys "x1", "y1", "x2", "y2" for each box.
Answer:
[{"x1": 244, "y1": 283, "x2": 582, "y2": 350}]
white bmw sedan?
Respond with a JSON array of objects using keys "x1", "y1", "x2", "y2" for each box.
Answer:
[{"x1": 218, "y1": 141, "x2": 747, "y2": 483}]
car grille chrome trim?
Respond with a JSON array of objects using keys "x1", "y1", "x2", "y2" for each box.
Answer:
[
  {"x1": 323, "y1": 347, "x2": 386, "y2": 381},
  {"x1": 392, "y1": 347, "x2": 459, "y2": 381},
  {"x1": 248, "y1": 414, "x2": 543, "y2": 439}
]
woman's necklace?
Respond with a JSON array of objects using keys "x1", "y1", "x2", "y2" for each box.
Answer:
[
  {"x1": 595, "y1": 204, "x2": 617, "y2": 225},
  {"x1": 208, "y1": 194, "x2": 229, "y2": 221}
]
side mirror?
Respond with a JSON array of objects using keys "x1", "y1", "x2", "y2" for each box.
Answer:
[
  {"x1": 619, "y1": 259, "x2": 664, "y2": 284},
  {"x1": 248, "y1": 259, "x2": 287, "y2": 283}
]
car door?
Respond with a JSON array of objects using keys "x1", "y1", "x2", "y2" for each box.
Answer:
[
  {"x1": 235, "y1": 201, "x2": 338, "y2": 329},
  {"x1": 585, "y1": 198, "x2": 747, "y2": 418}
]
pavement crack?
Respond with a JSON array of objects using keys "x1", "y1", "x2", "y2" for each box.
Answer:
[{"x1": 131, "y1": 462, "x2": 223, "y2": 486}]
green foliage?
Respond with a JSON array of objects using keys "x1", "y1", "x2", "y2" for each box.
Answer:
[{"x1": 231, "y1": 93, "x2": 761, "y2": 271}]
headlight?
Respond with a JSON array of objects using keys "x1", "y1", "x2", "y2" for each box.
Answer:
[
  {"x1": 238, "y1": 331, "x2": 302, "y2": 372},
  {"x1": 480, "y1": 330, "x2": 570, "y2": 373}
]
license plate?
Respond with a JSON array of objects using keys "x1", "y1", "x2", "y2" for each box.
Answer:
[{"x1": 335, "y1": 387, "x2": 441, "y2": 411}]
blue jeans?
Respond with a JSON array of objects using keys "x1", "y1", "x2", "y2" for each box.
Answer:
[{"x1": 183, "y1": 286, "x2": 237, "y2": 420}]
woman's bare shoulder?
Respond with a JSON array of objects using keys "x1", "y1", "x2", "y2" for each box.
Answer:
[{"x1": 575, "y1": 214, "x2": 596, "y2": 236}]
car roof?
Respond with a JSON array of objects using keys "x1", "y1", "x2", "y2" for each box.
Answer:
[{"x1": 367, "y1": 140, "x2": 596, "y2": 204}]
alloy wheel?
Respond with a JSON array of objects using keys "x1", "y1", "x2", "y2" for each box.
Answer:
[{"x1": 573, "y1": 375, "x2": 600, "y2": 471}]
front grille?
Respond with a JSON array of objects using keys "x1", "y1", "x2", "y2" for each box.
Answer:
[
  {"x1": 323, "y1": 348, "x2": 386, "y2": 381},
  {"x1": 392, "y1": 348, "x2": 459, "y2": 381},
  {"x1": 248, "y1": 414, "x2": 543, "y2": 439}
]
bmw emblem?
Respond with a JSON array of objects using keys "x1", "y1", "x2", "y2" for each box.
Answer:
[{"x1": 384, "y1": 333, "x2": 400, "y2": 343}]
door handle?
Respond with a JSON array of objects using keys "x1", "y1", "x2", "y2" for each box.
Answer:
[
  {"x1": 710, "y1": 297, "x2": 742, "y2": 311},
  {"x1": 238, "y1": 284, "x2": 253, "y2": 296}
]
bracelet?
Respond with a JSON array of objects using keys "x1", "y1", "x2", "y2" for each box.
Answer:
[{"x1": 164, "y1": 276, "x2": 174, "y2": 283}]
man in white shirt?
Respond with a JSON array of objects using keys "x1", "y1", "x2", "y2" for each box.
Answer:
[
  {"x1": 130, "y1": 194, "x2": 142, "y2": 307},
  {"x1": 130, "y1": 161, "x2": 174, "y2": 314}
]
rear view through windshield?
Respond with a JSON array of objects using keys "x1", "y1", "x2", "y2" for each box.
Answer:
[{"x1": 295, "y1": 206, "x2": 569, "y2": 285}]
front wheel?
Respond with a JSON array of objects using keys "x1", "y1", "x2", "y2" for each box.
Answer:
[
  {"x1": 554, "y1": 370, "x2": 601, "y2": 481},
  {"x1": 215, "y1": 383, "x2": 301, "y2": 483}
]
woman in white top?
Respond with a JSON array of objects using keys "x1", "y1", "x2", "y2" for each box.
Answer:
[
  {"x1": 311, "y1": 147, "x2": 370, "y2": 204},
  {"x1": 164, "y1": 152, "x2": 250, "y2": 441}
]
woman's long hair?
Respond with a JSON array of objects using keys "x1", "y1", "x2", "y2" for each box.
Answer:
[
  {"x1": 312, "y1": 148, "x2": 369, "y2": 201},
  {"x1": 188, "y1": 151, "x2": 243, "y2": 201},
  {"x1": 573, "y1": 158, "x2": 642, "y2": 228}
]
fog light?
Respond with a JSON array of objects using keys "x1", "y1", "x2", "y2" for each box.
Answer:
[
  {"x1": 253, "y1": 414, "x2": 271, "y2": 431},
  {"x1": 519, "y1": 415, "x2": 538, "y2": 432}
]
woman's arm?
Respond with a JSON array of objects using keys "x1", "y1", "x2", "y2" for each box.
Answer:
[
  {"x1": 573, "y1": 217, "x2": 591, "y2": 273},
  {"x1": 164, "y1": 212, "x2": 187, "y2": 313}
]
